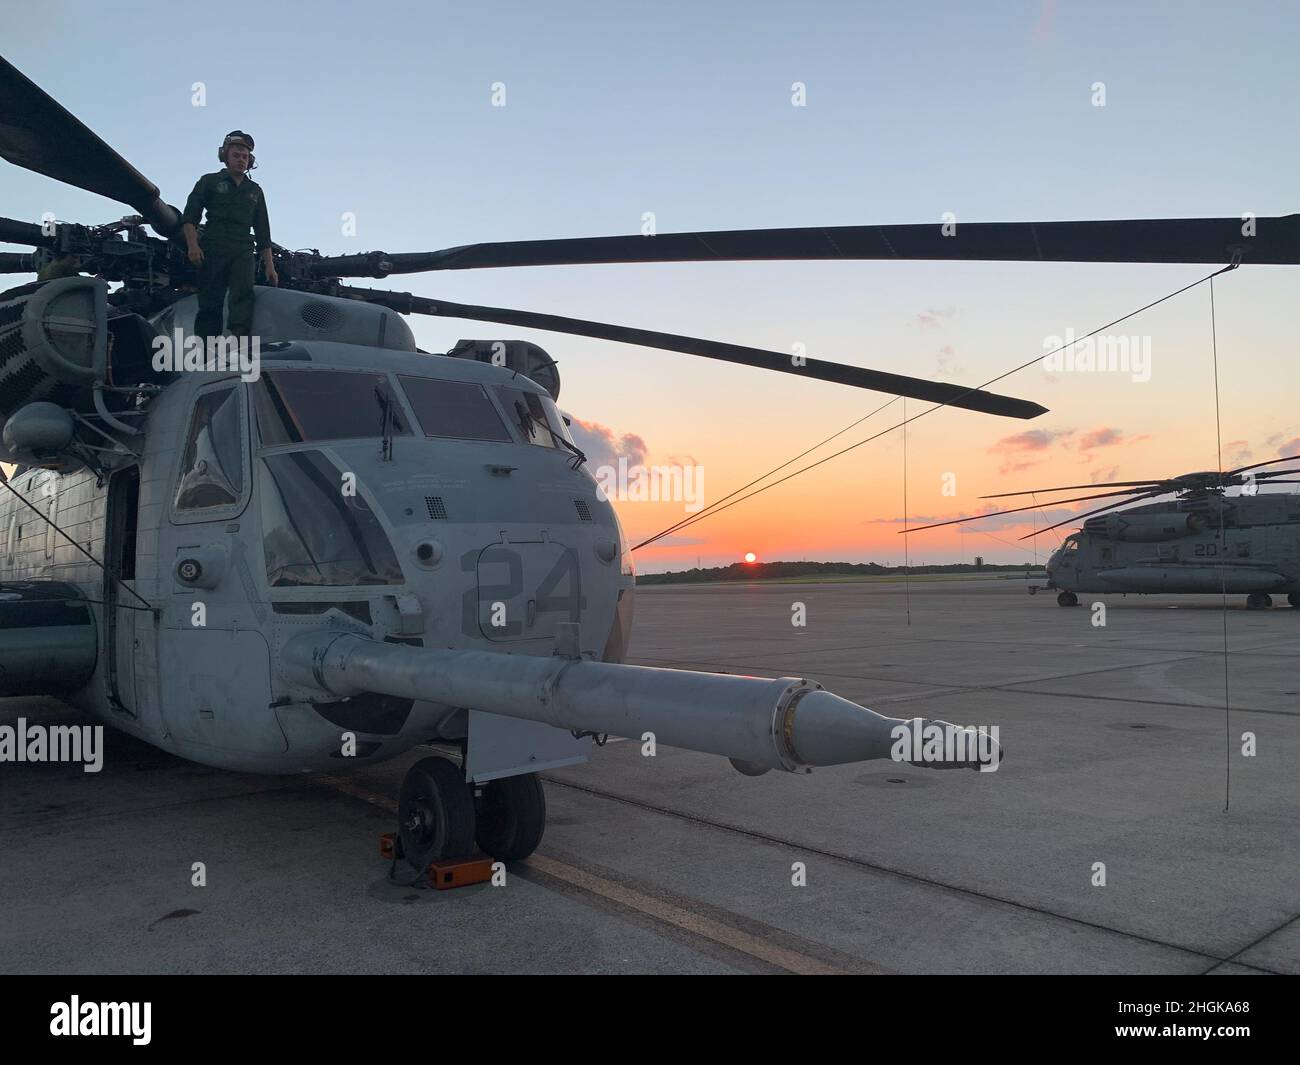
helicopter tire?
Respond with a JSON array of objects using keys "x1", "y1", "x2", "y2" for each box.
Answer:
[
  {"x1": 1288, "y1": 593, "x2": 1300, "y2": 609},
  {"x1": 1246, "y1": 593, "x2": 1272, "y2": 610},
  {"x1": 396, "y1": 756, "x2": 477, "y2": 877},
  {"x1": 1056, "y1": 591, "x2": 1078, "y2": 607},
  {"x1": 474, "y1": 772, "x2": 546, "y2": 862}
]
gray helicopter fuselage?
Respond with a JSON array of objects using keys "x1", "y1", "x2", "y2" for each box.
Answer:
[
  {"x1": 0, "y1": 292, "x2": 634, "y2": 778},
  {"x1": 1045, "y1": 494, "x2": 1300, "y2": 596},
  {"x1": 2, "y1": 283, "x2": 1003, "y2": 785}
]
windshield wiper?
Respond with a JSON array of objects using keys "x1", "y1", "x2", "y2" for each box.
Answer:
[
  {"x1": 516, "y1": 399, "x2": 586, "y2": 468},
  {"x1": 376, "y1": 385, "x2": 395, "y2": 461}
]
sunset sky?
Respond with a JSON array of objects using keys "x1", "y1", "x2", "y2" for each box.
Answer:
[{"x1": 3, "y1": 1, "x2": 1296, "y2": 571}]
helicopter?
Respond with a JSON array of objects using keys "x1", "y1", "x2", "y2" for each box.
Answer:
[
  {"x1": 909, "y1": 464, "x2": 1300, "y2": 609},
  {"x1": 0, "y1": 54, "x2": 1295, "y2": 876}
]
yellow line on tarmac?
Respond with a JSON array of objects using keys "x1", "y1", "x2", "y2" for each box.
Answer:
[{"x1": 524, "y1": 853, "x2": 848, "y2": 975}]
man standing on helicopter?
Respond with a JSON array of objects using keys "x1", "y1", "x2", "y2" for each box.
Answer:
[{"x1": 181, "y1": 130, "x2": 278, "y2": 342}]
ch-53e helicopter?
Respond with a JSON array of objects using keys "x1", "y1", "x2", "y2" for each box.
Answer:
[
  {"x1": 910, "y1": 465, "x2": 1300, "y2": 609},
  {"x1": 1, "y1": 55, "x2": 1296, "y2": 874}
]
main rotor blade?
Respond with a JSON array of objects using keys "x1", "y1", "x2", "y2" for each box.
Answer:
[
  {"x1": 0, "y1": 252, "x2": 41, "y2": 273},
  {"x1": 0, "y1": 56, "x2": 180, "y2": 237},
  {"x1": 340, "y1": 287, "x2": 1047, "y2": 418},
  {"x1": 0, "y1": 215, "x2": 55, "y2": 248},
  {"x1": 984, "y1": 463, "x2": 1300, "y2": 499},
  {"x1": 1228, "y1": 455, "x2": 1300, "y2": 476},
  {"x1": 905, "y1": 488, "x2": 1150, "y2": 533},
  {"x1": 980, "y1": 480, "x2": 1164, "y2": 498},
  {"x1": 1021, "y1": 491, "x2": 1164, "y2": 539},
  {"x1": 312, "y1": 216, "x2": 1300, "y2": 277}
]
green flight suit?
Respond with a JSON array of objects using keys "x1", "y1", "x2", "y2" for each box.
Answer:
[{"x1": 181, "y1": 170, "x2": 272, "y2": 340}]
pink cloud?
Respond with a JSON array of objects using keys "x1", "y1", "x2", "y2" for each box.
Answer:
[
  {"x1": 1077, "y1": 426, "x2": 1149, "y2": 451},
  {"x1": 987, "y1": 428, "x2": 1074, "y2": 472},
  {"x1": 913, "y1": 306, "x2": 957, "y2": 330},
  {"x1": 569, "y1": 418, "x2": 647, "y2": 467}
]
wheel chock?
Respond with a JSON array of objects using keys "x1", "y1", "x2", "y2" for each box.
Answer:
[
  {"x1": 382, "y1": 833, "x2": 492, "y2": 889},
  {"x1": 426, "y1": 856, "x2": 494, "y2": 890},
  {"x1": 380, "y1": 832, "x2": 401, "y2": 860}
]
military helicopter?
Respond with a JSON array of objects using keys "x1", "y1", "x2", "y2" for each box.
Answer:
[
  {"x1": 0, "y1": 55, "x2": 1295, "y2": 875},
  {"x1": 909, "y1": 463, "x2": 1300, "y2": 609}
]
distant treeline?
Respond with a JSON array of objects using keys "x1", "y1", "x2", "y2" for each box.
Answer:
[{"x1": 637, "y1": 561, "x2": 1041, "y2": 585}]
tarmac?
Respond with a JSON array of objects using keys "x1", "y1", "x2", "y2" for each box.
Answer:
[{"x1": 2, "y1": 578, "x2": 1297, "y2": 974}]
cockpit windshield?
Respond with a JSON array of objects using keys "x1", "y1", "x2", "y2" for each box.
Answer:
[
  {"x1": 252, "y1": 370, "x2": 410, "y2": 446},
  {"x1": 495, "y1": 385, "x2": 574, "y2": 450},
  {"x1": 259, "y1": 450, "x2": 403, "y2": 587},
  {"x1": 398, "y1": 375, "x2": 512, "y2": 442}
]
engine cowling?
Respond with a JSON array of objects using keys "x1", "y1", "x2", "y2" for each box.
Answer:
[
  {"x1": 0, "y1": 276, "x2": 163, "y2": 471},
  {"x1": 0, "y1": 275, "x2": 107, "y2": 422},
  {"x1": 446, "y1": 339, "x2": 560, "y2": 401},
  {"x1": 1085, "y1": 512, "x2": 1204, "y2": 542}
]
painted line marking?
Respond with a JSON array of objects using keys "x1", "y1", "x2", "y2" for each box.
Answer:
[{"x1": 524, "y1": 853, "x2": 849, "y2": 976}]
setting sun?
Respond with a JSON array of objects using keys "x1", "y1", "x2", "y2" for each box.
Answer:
[{"x1": 743, "y1": 552, "x2": 757, "y2": 563}]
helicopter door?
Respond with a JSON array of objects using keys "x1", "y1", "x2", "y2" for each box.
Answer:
[
  {"x1": 157, "y1": 381, "x2": 283, "y2": 757},
  {"x1": 104, "y1": 465, "x2": 141, "y2": 716}
]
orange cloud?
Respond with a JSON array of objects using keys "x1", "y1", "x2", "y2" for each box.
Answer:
[
  {"x1": 569, "y1": 418, "x2": 647, "y2": 467},
  {"x1": 1078, "y1": 426, "x2": 1149, "y2": 451},
  {"x1": 988, "y1": 428, "x2": 1074, "y2": 473}
]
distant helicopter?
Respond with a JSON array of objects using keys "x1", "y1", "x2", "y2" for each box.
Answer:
[
  {"x1": 910, "y1": 465, "x2": 1300, "y2": 609},
  {"x1": 0, "y1": 54, "x2": 1294, "y2": 875}
]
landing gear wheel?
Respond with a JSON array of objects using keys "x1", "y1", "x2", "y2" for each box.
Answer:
[
  {"x1": 1057, "y1": 591, "x2": 1078, "y2": 607},
  {"x1": 474, "y1": 773, "x2": 546, "y2": 862},
  {"x1": 395, "y1": 756, "x2": 476, "y2": 882},
  {"x1": 1246, "y1": 592, "x2": 1272, "y2": 610},
  {"x1": 1288, "y1": 593, "x2": 1300, "y2": 609}
]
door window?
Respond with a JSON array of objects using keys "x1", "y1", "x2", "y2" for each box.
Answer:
[{"x1": 174, "y1": 386, "x2": 246, "y2": 513}]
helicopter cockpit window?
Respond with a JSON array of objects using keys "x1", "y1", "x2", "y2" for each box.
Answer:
[
  {"x1": 398, "y1": 376, "x2": 511, "y2": 442},
  {"x1": 495, "y1": 386, "x2": 574, "y2": 450},
  {"x1": 259, "y1": 450, "x2": 403, "y2": 587},
  {"x1": 175, "y1": 386, "x2": 244, "y2": 510},
  {"x1": 252, "y1": 370, "x2": 410, "y2": 446}
]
